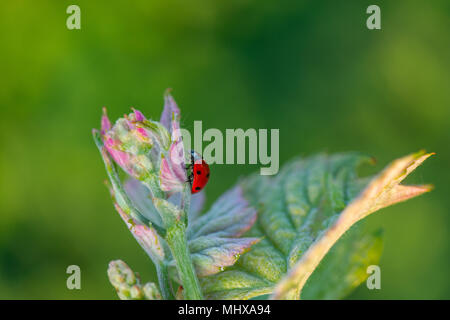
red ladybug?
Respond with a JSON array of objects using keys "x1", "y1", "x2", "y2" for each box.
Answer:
[{"x1": 188, "y1": 150, "x2": 210, "y2": 194}]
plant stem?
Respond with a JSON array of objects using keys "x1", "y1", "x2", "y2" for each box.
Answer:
[
  {"x1": 155, "y1": 261, "x2": 175, "y2": 300},
  {"x1": 166, "y1": 223, "x2": 203, "y2": 300}
]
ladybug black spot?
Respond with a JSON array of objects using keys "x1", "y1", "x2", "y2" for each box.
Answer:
[
  {"x1": 196, "y1": 171, "x2": 201, "y2": 175},
  {"x1": 206, "y1": 173, "x2": 210, "y2": 178},
  {"x1": 195, "y1": 187, "x2": 201, "y2": 190}
]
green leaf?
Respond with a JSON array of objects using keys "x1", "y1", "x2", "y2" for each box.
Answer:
[
  {"x1": 187, "y1": 236, "x2": 259, "y2": 277},
  {"x1": 200, "y1": 152, "x2": 432, "y2": 300},
  {"x1": 301, "y1": 228, "x2": 383, "y2": 300},
  {"x1": 169, "y1": 186, "x2": 259, "y2": 280}
]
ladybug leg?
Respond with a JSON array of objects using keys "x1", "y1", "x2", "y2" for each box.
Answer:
[
  {"x1": 187, "y1": 171, "x2": 194, "y2": 186},
  {"x1": 185, "y1": 150, "x2": 195, "y2": 185},
  {"x1": 185, "y1": 163, "x2": 193, "y2": 184},
  {"x1": 185, "y1": 150, "x2": 195, "y2": 170}
]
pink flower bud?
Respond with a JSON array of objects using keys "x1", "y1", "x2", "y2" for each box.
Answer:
[
  {"x1": 160, "y1": 89, "x2": 180, "y2": 132},
  {"x1": 100, "y1": 108, "x2": 154, "y2": 181},
  {"x1": 96, "y1": 92, "x2": 188, "y2": 196},
  {"x1": 158, "y1": 92, "x2": 187, "y2": 193}
]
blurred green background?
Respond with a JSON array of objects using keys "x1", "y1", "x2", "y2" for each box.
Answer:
[{"x1": 0, "y1": 0, "x2": 448, "y2": 299}]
